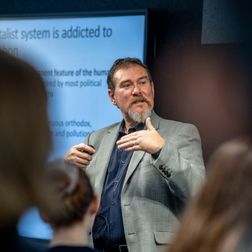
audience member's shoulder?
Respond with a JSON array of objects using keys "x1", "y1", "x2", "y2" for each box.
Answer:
[
  {"x1": 17, "y1": 236, "x2": 48, "y2": 252},
  {"x1": 47, "y1": 246, "x2": 97, "y2": 252}
]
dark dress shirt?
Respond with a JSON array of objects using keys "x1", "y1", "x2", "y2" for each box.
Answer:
[{"x1": 92, "y1": 121, "x2": 144, "y2": 248}]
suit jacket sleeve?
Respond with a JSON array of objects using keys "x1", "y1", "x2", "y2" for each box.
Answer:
[{"x1": 152, "y1": 122, "x2": 205, "y2": 201}]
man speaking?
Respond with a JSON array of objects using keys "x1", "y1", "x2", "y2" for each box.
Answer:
[{"x1": 65, "y1": 57, "x2": 205, "y2": 252}]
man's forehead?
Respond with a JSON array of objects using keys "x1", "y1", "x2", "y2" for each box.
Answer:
[{"x1": 114, "y1": 65, "x2": 148, "y2": 80}]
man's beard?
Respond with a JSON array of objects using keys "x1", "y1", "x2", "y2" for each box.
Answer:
[{"x1": 128, "y1": 107, "x2": 152, "y2": 123}]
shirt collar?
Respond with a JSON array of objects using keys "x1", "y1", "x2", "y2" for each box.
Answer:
[{"x1": 118, "y1": 120, "x2": 145, "y2": 136}]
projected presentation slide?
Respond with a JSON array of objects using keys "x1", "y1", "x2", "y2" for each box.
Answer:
[
  {"x1": 0, "y1": 11, "x2": 147, "y2": 240},
  {"x1": 0, "y1": 12, "x2": 146, "y2": 158}
]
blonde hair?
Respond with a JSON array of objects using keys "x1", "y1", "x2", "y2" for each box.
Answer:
[{"x1": 0, "y1": 50, "x2": 51, "y2": 226}]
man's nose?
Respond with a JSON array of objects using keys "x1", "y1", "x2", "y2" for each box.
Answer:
[{"x1": 132, "y1": 83, "x2": 141, "y2": 95}]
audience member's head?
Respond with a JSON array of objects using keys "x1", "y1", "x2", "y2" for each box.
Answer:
[
  {"x1": 167, "y1": 136, "x2": 252, "y2": 252},
  {"x1": 0, "y1": 50, "x2": 51, "y2": 228},
  {"x1": 41, "y1": 159, "x2": 98, "y2": 248}
]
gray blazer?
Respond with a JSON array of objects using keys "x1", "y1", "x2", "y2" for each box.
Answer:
[{"x1": 85, "y1": 112, "x2": 205, "y2": 252}]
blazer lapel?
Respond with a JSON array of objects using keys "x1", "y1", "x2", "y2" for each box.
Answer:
[
  {"x1": 150, "y1": 111, "x2": 160, "y2": 131},
  {"x1": 123, "y1": 150, "x2": 145, "y2": 188},
  {"x1": 123, "y1": 112, "x2": 161, "y2": 188},
  {"x1": 92, "y1": 124, "x2": 120, "y2": 195}
]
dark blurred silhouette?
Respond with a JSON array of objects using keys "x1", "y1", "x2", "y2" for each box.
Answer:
[
  {"x1": 0, "y1": 50, "x2": 52, "y2": 251},
  {"x1": 167, "y1": 135, "x2": 252, "y2": 252},
  {"x1": 153, "y1": 42, "x2": 252, "y2": 160},
  {"x1": 40, "y1": 159, "x2": 99, "y2": 252}
]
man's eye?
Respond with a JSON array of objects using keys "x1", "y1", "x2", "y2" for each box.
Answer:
[
  {"x1": 140, "y1": 81, "x2": 146, "y2": 84},
  {"x1": 138, "y1": 80, "x2": 147, "y2": 85},
  {"x1": 122, "y1": 83, "x2": 132, "y2": 88}
]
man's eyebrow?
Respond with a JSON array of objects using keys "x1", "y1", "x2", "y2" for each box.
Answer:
[
  {"x1": 137, "y1": 76, "x2": 149, "y2": 82},
  {"x1": 120, "y1": 79, "x2": 132, "y2": 85},
  {"x1": 119, "y1": 75, "x2": 149, "y2": 85}
]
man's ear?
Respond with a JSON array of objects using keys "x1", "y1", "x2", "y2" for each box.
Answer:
[{"x1": 108, "y1": 89, "x2": 116, "y2": 105}]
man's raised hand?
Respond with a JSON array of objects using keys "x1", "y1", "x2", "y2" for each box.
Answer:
[
  {"x1": 116, "y1": 117, "x2": 165, "y2": 154},
  {"x1": 64, "y1": 143, "x2": 95, "y2": 168}
]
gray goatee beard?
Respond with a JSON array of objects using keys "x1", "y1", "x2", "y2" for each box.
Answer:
[{"x1": 128, "y1": 108, "x2": 152, "y2": 123}]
